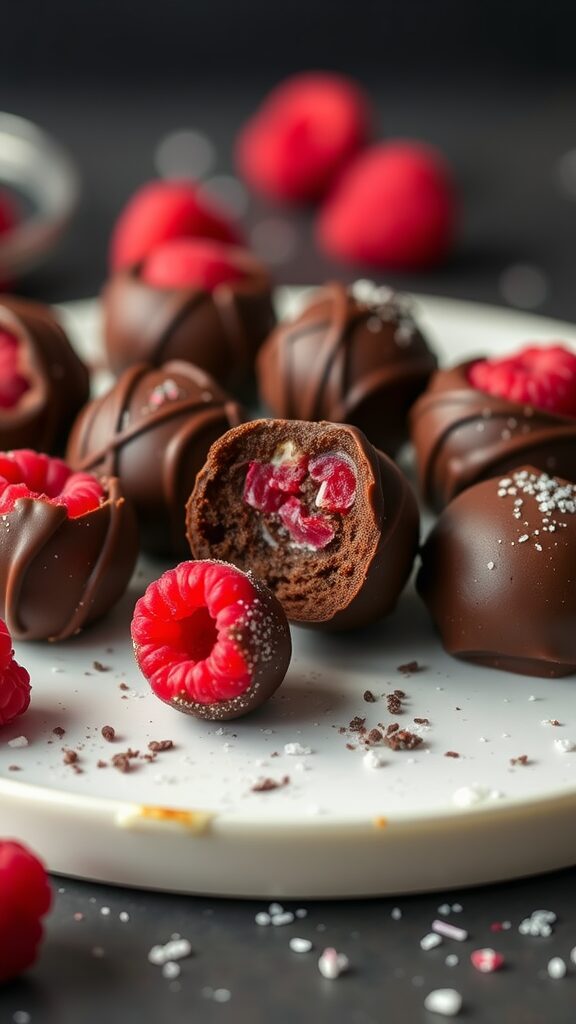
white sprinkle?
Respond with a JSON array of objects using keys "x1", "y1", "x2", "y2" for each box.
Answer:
[
  {"x1": 119, "y1": 911, "x2": 130, "y2": 923},
  {"x1": 432, "y1": 920, "x2": 468, "y2": 942},
  {"x1": 162, "y1": 961, "x2": 181, "y2": 980},
  {"x1": 479, "y1": 736, "x2": 488, "y2": 743},
  {"x1": 487, "y1": 561, "x2": 495, "y2": 570},
  {"x1": 255, "y1": 912, "x2": 271, "y2": 926},
  {"x1": 295, "y1": 908, "x2": 308, "y2": 919},
  {"x1": 451, "y1": 903, "x2": 463, "y2": 913},
  {"x1": 424, "y1": 988, "x2": 463, "y2": 1017},
  {"x1": 7, "y1": 736, "x2": 28, "y2": 748},
  {"x1": 531, "y1": 909, "x2": 557, "y2": 923},
  {"x1": 528, "y1": 695, "x2": 537, "y2": 702},
  {"x1": 437, "y1": 903, "x2": 451, "y2": 916},
  {"x1": 555, "y1": 738, "x2": 576, "y2": 753},
  {"x1": 213, "y1": 989, "x2": 231, "y2": 1003},
  {"x1": 13, "y1": 1014, "x2": 31, "y2": 1024},
  {"x1": 318, "y1": 947, "x2": 349, "y2": 980},
  {"x1": 272, "y1": 912, "x2": 295, "y2": 927},
  {"x1": 547, "y1": 957, "x2": 567, "y2": 979},
  {"x1": 391, "y1": 907, "x2": 402, "y2": 920},
  {"x1": 518, "y1": 534, "x2": 529, "y2": 543},
  {"x1": 535, "y1": 543, "x2": 543, "y2": 552},
  {"x1": 100, "y1": 906, "x2": 111, "y2": 917},
  {"x1": 420, "y1": 932, "x2": 443, "y2": 951},
  {"x1": 283, "y1": 742, "x2": 312, "y2": 756},
  {"x1": 290, "y1": 937, "x2": 313, "y2": 953},
  {"x1": 268, "y1": 902, "x2": 283, "y2": 915},
  {"x1": 445, "y1": 954, "x2": 459, "y2": 967},
  {"x1": 570, "y1": 945, "x2": 576, "y2": 965},
  {"x1": 363, "y1": 749, "x2": 385, "y2": 770},
  {"x1": 452, "y1": 784, "x2": 490, "y2": 807},
  {"x1": 148, "y1": 938, "x2": 193, "y2": 965}
]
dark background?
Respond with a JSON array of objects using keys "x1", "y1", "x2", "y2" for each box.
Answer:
[{"x1": 3, "y1": 3, "x2": 576, "y2": 1022}]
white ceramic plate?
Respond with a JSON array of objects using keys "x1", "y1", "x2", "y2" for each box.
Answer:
[{"x1": 2, "y1": 290, "x2": 576, "y2": 899}]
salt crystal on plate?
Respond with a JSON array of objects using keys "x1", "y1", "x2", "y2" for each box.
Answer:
[
  {"x1": 423, "y1": 988, "x2": 462, "y2": 1016},
  {"x1": 547, "y1": 957, "x2": 567, "y2": 979}
]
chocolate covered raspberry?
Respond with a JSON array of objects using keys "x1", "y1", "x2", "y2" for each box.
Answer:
[
  {"x1": 187, "y1": 419, "x2": 419, "y2": 630},
  {"x1": 131, "y1": 560, "x2": 291, "y2": 720}
]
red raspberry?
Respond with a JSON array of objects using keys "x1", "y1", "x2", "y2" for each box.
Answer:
[
  {"x1": 131, "y1": 560, "x2": 291, "y2": 719},
  {"x1": 469, "y1": 344, "x2": 576, "y2": 417},
  {"x1": 236, "y1": 72, "x2": 371, "y2": 204},
  {"x1": 110, "y1": 180, "x2": 242, "y2": 272},
  {"x1": 0, "y1": 840, "x2": 52, "y2": 983},
  {"x1": 0, "y1": 329, "x2": 29, "y2": 409},
  {"x1": 0, "y1": 449, "x2": 104, "y2": 519},
  {"x1": 317, "y1": 141, "x2": 456, "y2": 269},
  {"x1": 0, "y1": 619, "x2": 31, "y2": 725},
  {"x1": 141, "y1": 239, "x2": 249, "y2": 291}
]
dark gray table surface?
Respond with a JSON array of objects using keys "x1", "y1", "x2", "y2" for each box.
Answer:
[{"x1": 2, "y1": 74, "x2": 576, "y2": 1023}]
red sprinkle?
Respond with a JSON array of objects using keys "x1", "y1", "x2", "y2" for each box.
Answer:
[{"x1": 470, "y1": 948, "x2": 505, "y2": 973}]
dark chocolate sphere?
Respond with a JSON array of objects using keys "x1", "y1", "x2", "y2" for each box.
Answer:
[
  {"x1": 257, "y1": 280, "x2": 437, "y2": 456},
  {"x1": 66, "y1": 361, "x2": 244, "y2": 557},
  {"x1": 0, "y1": 296, "x2": 89, "y2": 453},
  {"x1": 418, "y1": 466, "x2": 576, "y2": 677},
  {"x1": 411, "y1": 360, "x2": 576, "y2": 511},
  {"x1": 103, "y1": 248, "x2": 275, "y2": 392},
  {"x1": 187, "y1": 418, "x2": 419, "y2": 630}
]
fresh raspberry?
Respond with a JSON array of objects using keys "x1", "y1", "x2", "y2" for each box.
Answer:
[
  {"x1": 0, "y1": 840, "x2": 52, "y2": 983},
  {"x1": 0, "y1": 187, "x2": 19, "y2": 239},
  {"x1": 317, "y1": 141, "x2": 456, "y2": 269},
  {"x1": 0, "y1": 618, "x2": 31, "y2": 725},
  {"x1": 131, "y1": 560, "x2": 291, "y2": 718},
  {"x1": 236, "y1": 73, "x2": 371, "y2": 204},
  {"x1": 141, "y1": 239, "x2": 249, "y2": 291},
  {"x1": 110, "y1": 180, "x2": 242, "y2": 272},
  {"x1": 0, "y1": 450, "x2": 104, "y2": 518},
  {"x1": 0, "y1": 329, "x2": 29, "y2": 409},
  {"x1": 469, "y1": 345, "x2": 576, "y2": 417}
]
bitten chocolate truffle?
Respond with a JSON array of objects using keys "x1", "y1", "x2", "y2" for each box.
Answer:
[
  {"x1": 257, "y1": 280, "x2": 437, "y2": 456},
  {"x1": 187, "y1": 418, "x2": 419, "y2": 630},
  {"x1": 418, "y1": 467, "x2": 576, "y2": 677},
  {"x1": 0, "y1": 296, "x2": 89, "y2": 453},
  {"x1": 131, "y1": 560, "x2": 292, "y2": 721},
  {"x1": 411, "y1": 357, "x2": 576, "y2": 511},
  {"x1": 0, "y1": 450, "x2": 138, "y2": 641},
  {"x1": 103, "y1": 241, "x2": 275, "y2": 392},
  {"x1": 66, "y1": 361, "x2": 244, "y2": 558}
]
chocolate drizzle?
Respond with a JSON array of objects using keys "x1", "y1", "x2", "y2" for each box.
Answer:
[
  {"x1": 67, "y1": 361, "x2": 244, "y2": 556},
  {"x1": 257, "y1": 281, "x2": 437, "y2": 456},
  {"x1": 103, "y1": 254, "x2": 275, "y2": 391},
  {"x1": 410, "y1": 360, "x2": 576, "y2": 510}
]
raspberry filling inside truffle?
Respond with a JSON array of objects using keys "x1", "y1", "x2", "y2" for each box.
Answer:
[
  {"x1": 0, "y1": 450, "x2": 105, "y2": 518},
  {"x1": 141, "y1": 238, "x2": 249, "y2": 291},
  {"x1": 0, "y1": 329, "x2": 31, "y2": 410},
  {"x1": 243, "y1": 447, "x2": 357, "y2": 550},
  {"x1": 468, "y1": 345, "x2": 576, "y2": 417},
  {"x1": 131, "y1": 561, "x2": 256, "y2": 705}
]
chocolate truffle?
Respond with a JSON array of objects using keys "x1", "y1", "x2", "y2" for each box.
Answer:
[
  {"x1": 131, "y1": 559, "x2": 292, "y2": 721},
  {"x1": 0, "y1": 450, "x2": 138, "y2": 642},
  {"x1": 187, "y1": 418, "x2": 419, "y2": 630},
  {"x1": 0, "y1": 296, "x2": 89, "y2": 453},
  {"x1": 103, "y1": 242, "x2": 275, "y2": 392},
  {"x1": 411, "y1": 359, "x2": 576, "y2": 511},
  {"x1": 257, "y1": 280, "x2": 437, "y2": 456},
  {"x1": 418, "y1": 466, "x2": 576, "y2": 677},
  {"x1": 66, "y1": 361, "x2": 244, "y2": 558}
]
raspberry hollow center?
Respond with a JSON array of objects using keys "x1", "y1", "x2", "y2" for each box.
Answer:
[
  {"x1": 0, "y1": 450, "x2": 105, "y2": 518},
  {"x1": 178, "y1": 606, "x2": 218, "y2": 662}
]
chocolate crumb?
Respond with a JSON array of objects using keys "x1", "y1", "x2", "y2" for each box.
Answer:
[
  {"x1": 387, "y1": 695, "x2": 403, "y2": 715},
  {"x1": 119, "y1": 682, "x2": 129, "y2": 691},
  {"x1": 363, "y1": 690, "x2": 376, "y2": 703},
  {"x1": 97, "y1": 760, "x2": 108, "y2": 768},
  {"x1": 101, "y1": 725, "x2": 116, "y2": 743},
  {"x1": 511, "y1": 754, "x2": 530, "y2": 766},
  {"x1": 251, "y1": 775, "x2": 290, "y2": 792},
  {"x1": 367, "y1": 728, "x2": 383, "y2": 745},
  {"x1": 386, "y1": 723, "x2": 400, "y2": 735},
  {"x1": 338, "y1": 726, "x2": 346, "y2": 735},
  {"x1": 8, "y1": 764, "x2": 21, "y2": 771},
  {"x1": 53, "y1": 726, "x2": 66, "y2": 739},
  {"x1": 385, "y1": 729, "x2": 423, "y2": 751},
  {"x1": 394, "y1": 689, "x2": 406, "y2": 699},
  {"x1": 397, "y1": 661, "x2": 421, "y2": 674},
  {"x1": 349, "y1": 716, "x2": 366, "y2": 733},
  {"x1": 345, "y1": 743, "x2": 356, "y2": 751},
  {"x1": 549, "y1": 719, "x2": 561, "y2": 727},
  {"x1": 148, "y1": 740, "x2": 174, "y2": 753},
  {"x1": 62, "y1": 749, "x2": 78, "y2": 765},
  {"x1": 414, "y1": 717, "x2": 429, "y2": 726},
  {"x1": 111, "y1": 754, "x2": 131, "y2": 773},
  {"x1": 445, "y1": 750, "x2": 460, "y2": 758},
  {"x1": 93, "y1": 660, "x2": 110, "y2": 672}
]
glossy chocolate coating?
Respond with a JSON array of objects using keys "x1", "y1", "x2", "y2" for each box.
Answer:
[
  {"x1": 187, "y1": 418, "x2": 419, "y2": 630},
  {"x1": 418, "y1": 466, "x2": 576, "y2": 677},
  {"x1": 66, "y1": 361, "x2": 244, "y2": 558},
  {"x1": 257, "y1": 280, "x2": 437, "y2": 456},
  {"x1": 410, "y1": 359, "x2": 576, "y2": 511},
  {"x1": 0, "y1": 296, "x2": 89, "y2": 453},
  {"x1": 0, "y1": 476, "x2": 138, "y2": 642},
  {"x1": 103, "y1": 250, "x2": 275, "y2": 392}
]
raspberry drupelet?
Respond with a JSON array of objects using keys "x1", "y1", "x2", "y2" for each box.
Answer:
[
  {"x1": 131, "y1": 560, "x2": 291, "y2": 720},
  {"x1": 0, "y1": 618, "x2": 30, "y2": 725},
  {"x1": 0, "y1": 839, "x2": 52, "y2": 983}
]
